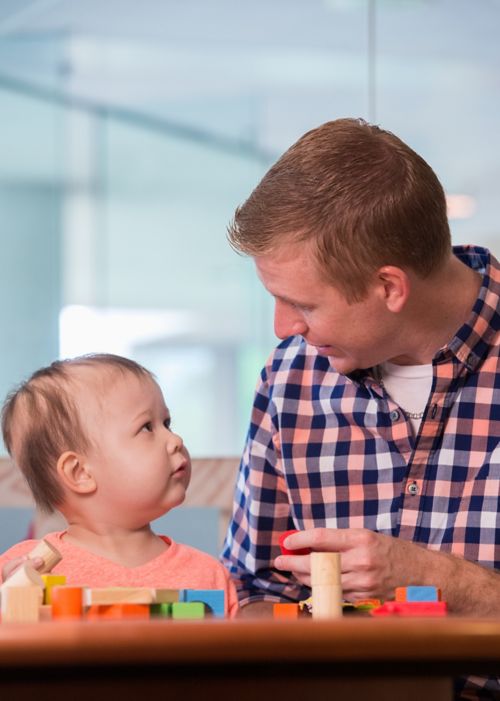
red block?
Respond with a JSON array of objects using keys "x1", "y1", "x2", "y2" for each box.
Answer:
[
  {"x1": 371, "y1": 601, "x2": 447, "y2": 617},
  {"x1": 279, "y1": 530, "x2": 312, "y2": 556}
]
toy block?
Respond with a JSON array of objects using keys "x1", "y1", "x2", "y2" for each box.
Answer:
[
  {"x1": 150, "y1": 603, "x2": 172, "y2": 618},
  {"x1": 153, "y1": 589, "x2": 179, "y2": 604},
  {"x1": 27, "y1": 539, "x2": 62, "y2": 574},
  {"x1": 273, "y1": 603, "x2": 299, "y2": 619},
  {"x1": 86, "y1": 604, "x2": 150, "y2": 620},
  {"x1": 395, "y1": 586, "x2": 441, "y2": 603},
  {"x1": 2, "y1": 562, "x2": 44, "y2": 589},
  {"x1": 299, "y1": 596, "x2": 312, "y2": 614},
  {"x1": 311, "y1": 552, "x2": 342, "y2": 619},
  {"x1": 51, "y1": 586, "x2": 83, "y2": 620},
  {"x1": 181, "y1": 589, "x2": 225, "y2": 618},
  {"x1": 354, "y1": 599, "x2": 381, "y2": 611},
  {"x1": 41, "y1": 574, "x2": 66, "y2": 604},
  {"x1": 279, "y1": 530, "x2": 312, "y2": 556},
  {"x1": 371, "y1": 601, "x2": 447, "y2": 617},
  {"x1": 84, "y1": 587, "x2": 155, "y2": 606},
  {"x1": 39, "y1": 604, "x2": 52, "y2": 621},
  {"x1": 171, "y1": 602, "x2": 205, "y2": 620},
  {"x1": 1, "y1": 586, "x2": 40, "y2": 622}
]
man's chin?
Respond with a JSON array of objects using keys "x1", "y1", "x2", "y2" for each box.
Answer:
[{"x1": 315, "y1": 348, "x2": 357, "y2": 374}]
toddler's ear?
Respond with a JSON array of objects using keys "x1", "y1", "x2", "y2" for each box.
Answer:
[{"x1": 56, "y1": 451, "x2": 97, "y2": 495}]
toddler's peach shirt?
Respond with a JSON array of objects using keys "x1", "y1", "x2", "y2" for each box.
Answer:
[{"x1": 0, "y1": 531, "x2": 239, "y2": 617}]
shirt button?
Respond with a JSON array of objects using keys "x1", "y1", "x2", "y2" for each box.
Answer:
[
  {"x1": 390, "y1": 410, "x2": 401, "y2": 422},
  {"x1": 407, "y1": 481, "x2": 419, "y2": 496}
]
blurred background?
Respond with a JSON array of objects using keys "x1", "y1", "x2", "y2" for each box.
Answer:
[{"x1": 1, "y1": 0, "x2": 499, "y2": 459}]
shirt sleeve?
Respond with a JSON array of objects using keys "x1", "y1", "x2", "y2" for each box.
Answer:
[{"x1": 221, "y1": 362, "x2": 310, "y2": 607}]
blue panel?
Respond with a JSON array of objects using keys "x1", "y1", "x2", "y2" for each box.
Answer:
[
  {"x1": 151, "y1": 506, "x2": 220, "y2": 558},
  {"x1": 406, "y1": 586, "x2": 440, "y2": 602},
  {"x1": 0, "y1": 507, "x2": 34, "y2": 552},
  {"x1": 181, "y1": 588, "x2": 225, "y2": 618}
]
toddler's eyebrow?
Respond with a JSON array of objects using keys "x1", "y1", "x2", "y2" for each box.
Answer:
[{"x1": 132, "y1": 409, "x2": 150, "y2": 423}]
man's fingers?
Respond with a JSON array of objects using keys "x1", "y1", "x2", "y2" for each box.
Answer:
[
  {"x1": 274, "y1": 554, "x2": 311, "y2": 573},
  {"x1": 283, "y1": 527, "x2": 367, "y2": 553}
]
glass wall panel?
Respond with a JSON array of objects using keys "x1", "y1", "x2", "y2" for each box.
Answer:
[
  {"x1": 1, "y1": 0, "x2": 499, "y2": 459},
  {"x1": 376, "y1": 0, "x2": 500, "y2": 256}
]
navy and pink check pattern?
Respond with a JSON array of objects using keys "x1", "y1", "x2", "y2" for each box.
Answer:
[{"x1": 221, "y1": 245, "x2": 500, "y2": 699}]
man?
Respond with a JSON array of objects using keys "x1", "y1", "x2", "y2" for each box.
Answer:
[{"x1": 221, "y1": 118, "x2": 500, "y2": 698}]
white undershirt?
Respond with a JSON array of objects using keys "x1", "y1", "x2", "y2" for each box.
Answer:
[{"x1": 379, "y1": 361, "x2": 434, "y2": 436}]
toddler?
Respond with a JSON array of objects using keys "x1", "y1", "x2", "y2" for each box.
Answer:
[{"x1": 0, "y1": 353, "x2": 238, "y2": 616}]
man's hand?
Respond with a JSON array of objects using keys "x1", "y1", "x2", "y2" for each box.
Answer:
[{"x1": 274, "y1": 528, "x2": 436, "y2": 602}]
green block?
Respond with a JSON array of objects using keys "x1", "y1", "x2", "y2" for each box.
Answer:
[
  {"x1": 171, "y1": 602, "x2": 205, "y2": 620},
  {"x1": 150, "y1": 603, "x2": 172, "y2": 618}
]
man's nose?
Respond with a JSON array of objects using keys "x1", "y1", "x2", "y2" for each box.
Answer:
[{"x1": 274, "y1": 300, "x2": 308, "y2": 339}]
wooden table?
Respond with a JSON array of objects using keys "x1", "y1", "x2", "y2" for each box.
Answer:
[{"x1": 1, "y1": 617, "x2": 499, "y2": 700}]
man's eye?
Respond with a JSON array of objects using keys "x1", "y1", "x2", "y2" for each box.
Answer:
[
  {"x1": 163, "y1": 418, "x2": 171, "y2": 430},
  {"x1": 141, "y1": 422, "x2": 153, "y2": 432}
]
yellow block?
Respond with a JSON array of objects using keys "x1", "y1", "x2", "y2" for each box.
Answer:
[{"x1": 41, "y1": 574, "x2": 67, "y2": 604}]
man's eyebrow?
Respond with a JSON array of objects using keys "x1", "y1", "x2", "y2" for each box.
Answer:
[{"x1": 274, "y1": 293, "x2": 315, "y2": 308}]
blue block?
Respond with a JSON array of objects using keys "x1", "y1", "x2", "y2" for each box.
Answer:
[
  {"x1": 406, "y1": 586, "x2": 439, "y2": 602},
  {"x1": 181, "y1": 589, "x2": 225, "y2": 618}
]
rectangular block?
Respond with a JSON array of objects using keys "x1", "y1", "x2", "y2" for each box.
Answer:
[
  {"x1": 86, "y1": 604, "x2": 150, "y2": 620},
  {"x1": 41, "y1": 574, "x2": 67, "y2": 604},
  {"x1": 84, "y1": 587, "x2": 155, "y2": 606},
  {"x1": 273, "y1": 603, "x2": 299, "y2": 619},
  {"x1": 171, "y1": 602, "x2": 205, "y2": 620},
  {"x1": 371, "y1": 601, "x2": 447, "y2": 617},
  {"x1": 153, "y1": 589, "x2": 179, "y2": 604},
  {"x1": 1, "y1": 586, "x2": 41, "y2": 623},
  {"x1": 181, "y1": 589, "x2": 225, "y2": 618},
  {"x1": 395, "y1": 586, "x2": 441, "y2": 603},
  {"x1": 39, "y1": 604, "x2": 52, "y2": 621}
]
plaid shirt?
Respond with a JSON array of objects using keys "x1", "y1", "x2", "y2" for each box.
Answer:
[{"x1": 222, "y1": 245, "x2": 500, "y2": 700}]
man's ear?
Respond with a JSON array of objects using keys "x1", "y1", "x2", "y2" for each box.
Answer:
[
  {"x1": 56, "y1": 451, "x2": 97, "y2": 495},
  {"x1": 375, "y1": 265, "x2": 410, "y2": 313}
]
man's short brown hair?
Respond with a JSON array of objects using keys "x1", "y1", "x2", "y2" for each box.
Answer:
[
  {"x1": 1, "y1": 354, "x2": 153, "y2": 512},
  {"x1": 228, "y1": 118, "x2": 451, "y2": 302}
]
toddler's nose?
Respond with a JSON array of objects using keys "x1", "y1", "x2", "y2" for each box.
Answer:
[{"x1": 166, "y1": 430, "x2": 183, "y2": 453}]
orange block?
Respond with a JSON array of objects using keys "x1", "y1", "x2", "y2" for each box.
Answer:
[
  {"x1": 52, "y1": 586, "x2": 83, "y2": 620},
  {"x1": 273, "y1": 603, "x2": 300, "y2": 619},
  {"x1": 86, "y1": 604, "x2": 150, "y2": 620}
]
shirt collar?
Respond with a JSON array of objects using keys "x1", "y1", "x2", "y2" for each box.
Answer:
[
  {"x1": 351, "y1": 245, "x2": 500, "y2": 386},
  {"x1": 443, "y1": 245, "x2": 500, "y2": 371}
]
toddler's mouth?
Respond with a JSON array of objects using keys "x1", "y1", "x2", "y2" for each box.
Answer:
[{"x1": 173, "y1": 460, "x2": 188, "y2": 475}]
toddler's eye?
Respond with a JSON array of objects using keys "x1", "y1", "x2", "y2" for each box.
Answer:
[
  {"x1": 141, "y1": 421, "x2": 153, "y2": 432},
  {"x1": 163, "y1": 417, "x2": 171, "y2": 430}
]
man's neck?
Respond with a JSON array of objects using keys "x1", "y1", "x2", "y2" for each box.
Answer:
[{"x1": 389, "y1": 255, "x2": 483, "y2": 366}]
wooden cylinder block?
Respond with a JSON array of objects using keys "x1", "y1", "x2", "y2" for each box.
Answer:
[{"x1": 27, "y1": 539, "x2": 62, "y2": 574}]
